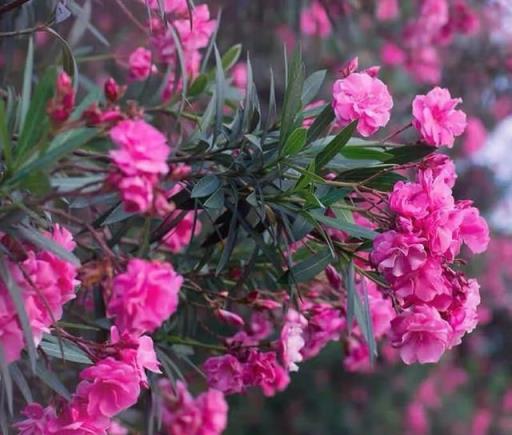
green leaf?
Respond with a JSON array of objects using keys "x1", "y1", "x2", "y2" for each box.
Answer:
[
  {"x1": 340, "y1": 147, "x2": 393, "y2": 161},
  {"x1": 19, "y1": 36, "x2": 34, "y2": 132},
  {"x1": 302, "y1": 70, "x2": 326, "y2": 105},
  {"x1": 280, "y1": 48, "x2": 305, "y2": 145},
  {"x1": 0, "y1": 100, "x2": 12, "y2": 168},
  {"x1": 282, "y1": 247, "x2": 333, "y2": 285},
  {"x1": 14, "y1": 68, "x2": 56, "y2": 167},
  {"x1": 8, "y1": 128, "x2": 98, "y2": 186},
  {"x1": 191, "y1": 175, "x2": 221, "y2": 198},
  {"x1": 0, "y1": 345, "x2": 13, "y2": 415},
  {"x1": 9, "y1": 364, "x2": 33, "y2": 403},
  {"x1": 0, "y1": 260, "x2": 37, "y2": 371},
  {"x1": 315, "y1": 121, "x2": 357, "y2": 170},
  {"x1": 213, "y1": 45, "x2": 225, "y2": 140},
  {"x1": 188, "y1": 74, "x2": 208, "y2": 97},
  {"x1": 221, "y1": 44, "x2": 242, "y2": 73},
  {"x1": 386, "y1": 144, "x2": 434, "y2": 164},
  {"x1": 281, "y1": 127, "x2": 307, "y2": 157},
  {"x1": 40, "y1": 337, "x2": 92, "y2": 364},
  {"x1": 306, "y1": 104, "x2": 334, "y2": 144},
  {"x1": 35, "y1": 362, "x2": 71, "y2": 400},
  {"x1": 12, "y1": 225, "x2": 80, "y2": 266},
  {"x1": 203, "y1": 189, "x2": 224, "y2": 209},
  {"x1": 43, "y1": 28, "x2": 79, "y2": 87},
  {"x1": 309, "y1": 210, "x2": 378, "y2": 240}
]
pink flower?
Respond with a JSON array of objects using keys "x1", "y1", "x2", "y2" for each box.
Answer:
[
  {"x1": 391, "y1": 304, "x2": 452, "y2": 364},
  {"x1": 343, "y1": 335, "x2": 371, "y2": 373},
  {"x1": 110, "y1": 119, "x2": 170, "y2": 178},
  {"x1": 463, "y1": 117, "x2": 487, "y2": 155},
  {"x1": 215, "y1": 309, "x2": 245, "y2": 328},
  {"x1": 109, "y1": 420, "x2": 129, "y2": 435},
  {"x1": 412, "y1": 87, "x2": 467, "y2": 147},
  {"x1": 46, "y1": 399, "x2": 111, "y2": 434},
  {"x1": 104, "y1": 77, "x2": 125, "y2": 103},
  {"x1": 381, "y1": 42, "x2": 406, "y2": 66},
  {"x1": 0, "y1": 310, "x2": 24, "y2": 364},
  {"x1": 371, "y1": 231, "x2": 427, "y2": 279},
  {"x1": 145, "y1": 0, "x2": 188, "y2": 14},
  {"x1": 303, "y1": 100, "x2": 326, "y2": 128},
  {"x1": 160, "y1": 380, "x2": 228, "y2": 435},
  {"x1": 367, "y1": 282, "x2": 395, "y2": 338},
  {"x1": 203, "y1": 354, "x2": 245, "y2": 395},
  {"x1": 405, "y1": 402, "x2": 429, "y2": 435},
  {"x1": 280, "y1": 309, "x2": 307, "y2": 372},
  {"x1": 75, "y1": 357, "x2": 141, "y2": 418},
  {"x1": 163, "y1": 211, "x2": 202, "y2": 253},
  {"x1": 129, "y1": 47, "x2": 154, "y2": 81},
  {"x1": 389, "y1": 181, "x2": 430, "y2": 219},
  {"x1": 231, "y1": 63, "x2": 248, "y2": 91},
  {"x1": 332, "y1": 72, "x2": 393, "y2": 137},
  {"x1": 110, "y1": 327, "x2": 161, "y2": 387},
  {"x1": 107, "y1": 258, "x2": 183, "y2": 334},
  {"x1": 406, "y1": 46, "x2": 442, "y2": 85},
  {"x1": 115, "y1": 174, "x2": 155, "y2": 213},
  {"x1": 300, "y1": 1, "x2": 332, "y2": 38},
  {"x1": 13, "y1": 403, "x2": 55, "y2": 434},
  {"x1": 376, "y1": 0, "x2": 399, "y2": 21}
]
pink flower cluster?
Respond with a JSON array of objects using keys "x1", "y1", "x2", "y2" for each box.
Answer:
[
  {"x1": 128, "y1": 47, "x2": 154, "y2": 81},
  {"x1": 0, "y1": 225, "x2": 78, "y2": 364},
  {"x1": 159, "y1": 380, "x2": 228, "y2": 435},
  {"x1": 150, "y1": 4, "x2": 216, "y2": 99},
  {"x1": 380, "y1": 0, "x2": 480, "y2": 84},
  {"x1": 332, "y1": 60, "x2": 393, "y2": 137},
  {"x1": 47, "y1": 71, "x2": 75, "y2": 124},
  {"x1": 109, "y1": 119, "x2": 171, "y2": 213},
  {"x1": 107, "y1": 258, "x2": 183, "y2": 335},
  {"x1": 371, "y1": 154, "x2": 489, "y2": 364},
  {"x1": 14, "y1": 329, "x2": 160, "y2": 433}
]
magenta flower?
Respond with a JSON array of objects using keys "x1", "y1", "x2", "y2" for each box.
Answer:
[
  {"x1": 332, "y1": 72, "x2": 393, "y2": 137},
  {"x1": 412, "y1": 87, "x2": 467, "y2": 147},
  {"x1": 75, "y1": 357, "x2": 141, "y2": 418},
  {"x1": 107, "y1": 258, "x2": 183, "y2": 334},
  {"x1": 376, "y1": 0, "x2": 399, "y2": 21},
  {"x1": 128, "y1": 47, "x2": 154, "y2": 81},
  {"x1": 203, "y1": 354, "x2": 245, "y2": 395},
  {"x1": 300, "y1": 1, "x2": 332, "y2": 39},
  {"x1": 391, "y1": 305, "x2": 452, "y2": 364}
]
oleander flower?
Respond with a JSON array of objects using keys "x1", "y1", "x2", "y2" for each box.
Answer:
[
  {"x1": 300, "y1": 1, "x2": 332, "y2": 38},
  {"x1": 75, "y1": 357, "x2": 141, "y2": 418},
  {"x1": 412, "y1": 87, "x2": 467, "y2": 147},
  {"x1": 280, "y1": 309, "x2": 307, "y2": 372},
  {"x1": 128, "y1": 47, "x2": 154, "y2": 81},
  {"x1": 107, "y1": 259, "x2": 183, "y2": 334},
  {"x1": 376, "y1": 0, "x2": 399, "y2": 21},
  {"x1": 332, "y1": 72, "x2": 393, "y2": 137},
  {"x1": 391, "y1": 304, "x2": 452, "y2": 364},
  {"x1": 203, "y1": 354, "x2": 245, "y2": 395}
]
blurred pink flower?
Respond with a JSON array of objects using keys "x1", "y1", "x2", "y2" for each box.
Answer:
[
  {"x1": 463, "y1": 117, "x2": 487, "y2": 155},
  {"x1": 376, "y1": 0, "x2": 399, "y2": 21},
  {"x1": 300, "y1": 1, "x2": 332, "y2": 38},
  {"x1": 128, "y1": 47, "x2": 154, "y2": 81}
]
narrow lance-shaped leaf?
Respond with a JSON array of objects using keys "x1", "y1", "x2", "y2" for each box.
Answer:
[
  {"x1": 302, "y1": 70, "x2": 326, "y2": 106},
  {"x1": 35, "y1": 362, "x2": 71, "y2": 400},
  {"x1": 306, "y1": 104, "x2": 334, "y2": 145},
  {"x1": 315, "y1": 121, "x2": 357, "y2": 170},
  {"x1": 281, "y1": 127, "x2": 307, "y2": 157},
  {"x1": 19, "y1": 36, "x2": 34, "y2": 132},
  {"x1": 0, "y1": 345, "x2": 13, "y2": 415},
  {"x1": 280, "y1": 48, "x2": 305, "y2": 146},
  {"x1": 309, "y1": 210, "x2": 378, "y2": 240},
  {"x1": 281, "y1": 248, "x2": 333, "y2": 285}
]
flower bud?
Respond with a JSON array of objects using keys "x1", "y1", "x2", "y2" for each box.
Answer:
[{"x1": 339, "y1": 57, "x2": 359, "y2": 78}]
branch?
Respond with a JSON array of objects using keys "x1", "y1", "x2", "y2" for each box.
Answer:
[{"x1": 0, "y1": 0, "x2": 32, "y2": 17}]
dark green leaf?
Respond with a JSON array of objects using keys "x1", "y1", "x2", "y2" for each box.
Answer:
[
  {"x1": 9, "y1": 364, "x2": 32, "y2": 403},
  {"x1": 315, "y1": 121, "x2": 357, "y2": 170},
  {"x1": 386, "y1": 144, "x2": 434, "y2": 164},
  {"x1": 20, "y1": 36, "x2": 34, "y2": 132},
  {"x1": 281, "y1": 127, "x2": 307, "y2": 157},
  {"x1": 188, "y1": 74, "x2": 208, "y2": 97},
  {"x1": 15, "y1": 68, "x2": 55, "y2": 167},
  {"x1": 0, "y1": 345, "x2": 13, "y2": 414},
  {"x1": 340, "y1": 147, "x2": 393, "y2": 161},
  {"x1": 40, "y1": 337, "x2": 92, "y2": 364},
  {"x1": 282, "y1": 248, "x2": 333, "y2": 285},
  {"x1": 309, "y1": 210, "x2": 378, "y2": 240},
  {"x1": 0, "y1": 100, "x2": 12, "y2": 168},
  {"x1": 302, "y1": 70, "x2": 326, "y2": 105},
  {"x1": 213, "y1": 45, "x2": 225, "y2": 140},
  {"x1": 306, "y1": 104, "x2": 334, "y2": 144},
  {"x1": 280, "y1": 48, "x2": 305, "y2": 145},
  {"x1": 43, "y1": 28, "x2": 79, "y2": 87},
  {"x1": 35, "y1": 362, "x2": 71, "y2": 400},
  {"x1": 191, "y1": 175, "x2": 221, "y2": 198}
]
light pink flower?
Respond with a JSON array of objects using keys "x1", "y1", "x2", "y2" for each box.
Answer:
[
  {"x1": 75, "y1": 357, "x2": 141, "y2": 418},
  {"x1": 231, "y1": 63, "x2": 248, "y2": 91},
  {"x1": 128, "y1": 47, "x2": 154, "y2": 81},
  {"x1": 280, "y1": 309, "x2": 307, "y2": 372},
  {"x1": 107, "y1": 259, "x2": 183, "y2": 334},
  {"x1": 332, "y1": 72, "x2": 393, "y2": 137},
  {"x1": 300, "y1": 1, "x2": 332, "y2": 38},
  {"x1": 203, "y1": 354, "x2": 245, "y2": 395},
  {"x1": 391, "y1": 304, "x2": 452, "y2": 364},
  {"x1": 412, "y1": 87, "x2": 467, "y2": 147},
  {"x1": 376, "y1": 0, "x2": 399, "y2": 21},
  {"x1": 109, "y1": 420, "x2": 129, "y2": 435}
]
